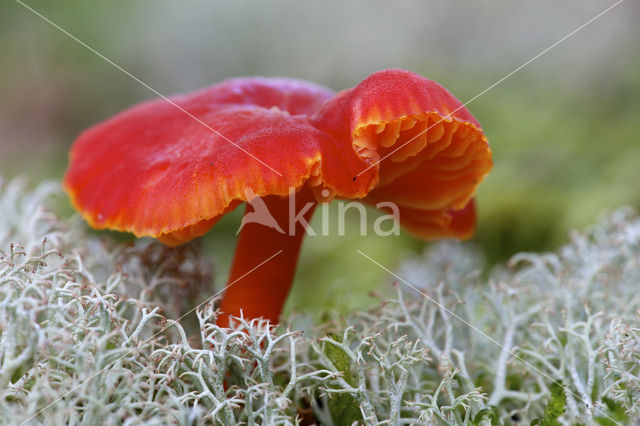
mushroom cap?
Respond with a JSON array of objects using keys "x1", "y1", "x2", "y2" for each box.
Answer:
[
  {"x1": 64, "y1": 77, "x2": 374, "y2": 245},
  {"x1": 312, "y1": 69, "x2": 493, "y2": 239},
  {"x1": 65, "y1": 70, "x2": 492, "y2": 244}
]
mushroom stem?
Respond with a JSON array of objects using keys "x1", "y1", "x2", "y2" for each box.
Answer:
[{"x1": 218, "y1": 187, "x2": 317, "y2": 327}]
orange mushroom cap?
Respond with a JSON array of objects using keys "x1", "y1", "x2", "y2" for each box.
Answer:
[
  {"x1": 65, "y1": 71, "x2": 491, "y2": 244},
  {"x1": 312, "y1": 69, "x2": 492, "y2": 239}
]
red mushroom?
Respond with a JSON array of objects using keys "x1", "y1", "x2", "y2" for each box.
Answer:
[{"x1": 64, "y1": 69, "x2": 492, "y2": 327}]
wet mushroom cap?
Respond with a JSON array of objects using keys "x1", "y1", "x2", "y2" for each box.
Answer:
[{"x1": 65, "y1": 70, "x2": 492, "y2": 247}]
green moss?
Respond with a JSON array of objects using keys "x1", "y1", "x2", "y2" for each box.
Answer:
[{"x1": 324, "y1": 333, "x2": 363, "y2": 425}]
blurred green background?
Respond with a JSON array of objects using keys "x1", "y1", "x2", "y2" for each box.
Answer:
[{"x1": 1, "y1": 1, "x2": 639, "y2": 318}]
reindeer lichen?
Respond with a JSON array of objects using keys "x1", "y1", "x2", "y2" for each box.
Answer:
[{"x1": 0, "y1": 178, "x2": 638, "y2": 425}]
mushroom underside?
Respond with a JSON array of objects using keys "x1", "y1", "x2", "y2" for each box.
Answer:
[{"x1": 355, "y1": 113, "x2": 492, "y2": 239}]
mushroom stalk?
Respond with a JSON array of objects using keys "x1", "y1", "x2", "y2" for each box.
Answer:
[{"x1": 218, "y1": 187, "x2": 317, "y2": 326}]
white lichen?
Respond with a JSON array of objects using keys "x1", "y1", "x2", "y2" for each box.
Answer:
[{"x1": 0, "y1": 177, "x2": 638, "y2": 425}]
